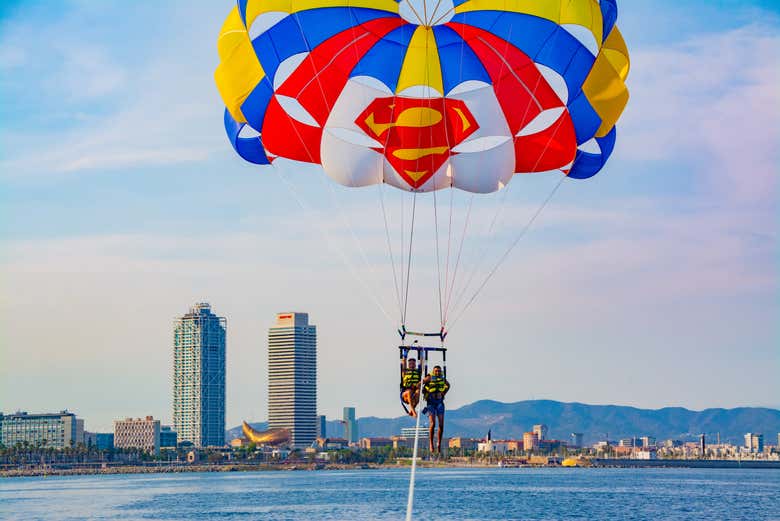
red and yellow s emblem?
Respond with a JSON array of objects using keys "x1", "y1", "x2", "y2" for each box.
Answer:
[{"x1": 356, "y1": 97, "x2": 479, "y2": 189}]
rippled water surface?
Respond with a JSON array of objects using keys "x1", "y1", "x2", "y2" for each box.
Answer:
[{"x1": 1, "y1": 467, "x2": 779, "y2": 520}]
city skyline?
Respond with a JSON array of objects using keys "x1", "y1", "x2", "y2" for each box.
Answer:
[{"x1": 1, "y1": 1, "x2": 778, "y2": 432}]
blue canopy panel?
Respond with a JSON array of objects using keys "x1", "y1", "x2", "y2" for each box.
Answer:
[
  {"x1": 349, "y1": 25, "x2": 415, "y2": 92},
  {"x1": 449, "y1": 11, "x2": 596, "y2": 102},
  {"x1": 432, "y1": 25, "x2": 491, "y2": 95},
  {"x1": 599, "y1": 0, "x2": 618, "y2": 42},
  {"x1": 568, "y1": 126, "x2": 617, "y2": 179},
  {"x1": 239, "y1": 77, "x2": 274, "y2": 136},
  {"x1": 250, "y1": 8, "x2": 394, "y2": 88},
  {"x1": 567, "y1": 90, "x2": 601, "y2": 145},
  {"x1": 224, "y1": 108, "x2": 270, "y2": 165}
]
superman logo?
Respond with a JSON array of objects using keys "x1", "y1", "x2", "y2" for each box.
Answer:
[{"x1": 356, "y1": 97, "x2": 479, "y2": 189}]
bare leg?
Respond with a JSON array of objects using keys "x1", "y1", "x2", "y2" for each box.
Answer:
[
  {"x1": 428, "y1": 414, "x2": 436, "y2": 452},
  {"x1": 402, "y1": 390, "x2": 417, "y2": 417},
  {"x1": 436, "y1": 413, "x2": 445, "y2": 454}
]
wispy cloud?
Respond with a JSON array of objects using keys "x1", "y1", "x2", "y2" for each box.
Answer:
[
  {"x1": 0, "y1": 3, "x2": 226, "y2": 176},
  {"x1": 621, "y1": 24, "x2": 780, "y2": 205}
]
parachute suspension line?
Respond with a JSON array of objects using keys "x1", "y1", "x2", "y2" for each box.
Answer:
[
  {"x1": 445, "y1": 181, "x2": 513, "y2": 324},
  {"x1": 429, "y1": 0, "x2": 445, "y2": 25},
  {"x1": 405, "y1": 350, "x2": 426, "y2": 521},
  {"x1": 379, "y1": 182, "x2": 405, "y2": 322},
  {"x1": 323, "y1": 176, "x2": 393, "y2": 318},
  {"x1": 442, "y1": 187, "x2": 455, "y2": 324},
  {"x1": 441, "y1": 194, "x2": 474, "y2": 325},
  {"x1": 270, "y1": 169, "x2": 395, "y2": 325},
  {"x1": 402, "y1": 191, "x2": 418, "y2": 327},
  {"x1": 433, "y1": 186, "x2": 444, "y2": 327},
  {"x1": 404, "y1": 0, "x2": 425, "y2": 26},
  {"x1": 448, "y1": 173, "x2": 567, "y2": 331}
]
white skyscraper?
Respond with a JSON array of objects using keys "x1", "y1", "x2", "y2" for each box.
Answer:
[
  {"x1": 268, "y1": 312, "x2": 317, "y2": 449},
  {"x1": 173, "y1": 303, "x2": 226, "y2": 448}
]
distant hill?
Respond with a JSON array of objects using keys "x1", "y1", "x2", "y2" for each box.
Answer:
[{"x1": 228, "y1": 400, "x2": 780, "y2": 445}]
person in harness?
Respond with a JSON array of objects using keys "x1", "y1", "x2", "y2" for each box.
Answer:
[
  {"x1": 400, "y1": 358, "x2": 422, "y2": 417},
  {"x1": 422, "y1": 365, "x2": 450, "y2": 454}
]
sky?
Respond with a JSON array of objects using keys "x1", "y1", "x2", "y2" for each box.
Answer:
[{"x1": 0, "y1": 1, "x2": 778, "y2": 433}]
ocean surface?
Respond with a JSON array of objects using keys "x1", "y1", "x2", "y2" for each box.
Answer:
[{"x1": 1, "y1": 467, "x2": 778, "y2": 521}]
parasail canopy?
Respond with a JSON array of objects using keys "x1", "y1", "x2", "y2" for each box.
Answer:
[{"x1": 216, "y1": 0, "x2": 629, "y2": 193}]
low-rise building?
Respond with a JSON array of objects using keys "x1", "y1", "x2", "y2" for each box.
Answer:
[
  {"x1": 639, "y1": 436, "x2": 656, "y2": 448},
  {"x1": 114, "y1": 416, "x2": 161, "y2": 454},
  {"x1": 0, "y1": 411, "x2": 82, "y2": 448},
  {"x1": 745, "y1": 433, "x2": 764, "y2": 453},
  {"x1": 315, "y1": 437, "x2": 348, "y2": 450},
  {"x1": 359, "y1": 437, "x2": 393, "y2": 450},
  {"x1": 506, "y1": 440, "x2": 524, "y2": 453},
  {"x1": 400, "y1": 427, "x2": 429, "y2": 440},
  {"x1": 633, "y1": 449, "x2": 657, "y2": 460},
  {"x1": 523, "y1": 432, "x2": 539, "y2": 452},
  {"x1": 478, "y1": 440, "x2": 509, "y2": 455},
  {"x1": 160, "y1": 426, "x2": 177, "y2": 449},
  {"x1": 533, "y1": 424, "x2": 548, "y2": 441},
  {"x1": 448, "y1": 437, "x2": 481, "y2": 451}
]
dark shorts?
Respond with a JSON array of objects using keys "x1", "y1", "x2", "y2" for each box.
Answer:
[{"x1": 425, "y1": 400, "x2": 445, "y2": 416}]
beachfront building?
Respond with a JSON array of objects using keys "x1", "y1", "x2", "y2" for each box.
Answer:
[
  {"x1": 533, "y1": 424, "x2": 548, "y2": 441},
  {"x1": 0, "y1": 411, "x2": 82, "y2": 448},
  {"x1": 114, "y1": 416, "x2": 161, "y2": 454},
  {"x1": 160, "y1": 426, "x2": 178, "y2": 449},
  {"x1": 173, "y1": 303, "x2": 226, "y2": 448},
  {"x1": 571, "y1": 432, "x2": 584, "y2": 448},
  {"x1": 523, "y1": 431, "x2": 539, "y2": 452},
  {"x1": 268, "y1": 312, "x2": 317, "y2": 449},
  {"x1": 745, "y1": 433, "x2": 764, "y2": 453},
  {"x1": 448, "y1": 437, "x2": 481, "y2": 452}
]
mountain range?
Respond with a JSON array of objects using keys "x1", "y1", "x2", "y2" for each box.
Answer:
[{"x1": 228, "y1": 400, "x2": 780, "y2": 445}]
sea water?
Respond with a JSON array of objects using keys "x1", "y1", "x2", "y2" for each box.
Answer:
[{"x1": 1, "y1": 467, "x2": 778, "y2": 520}]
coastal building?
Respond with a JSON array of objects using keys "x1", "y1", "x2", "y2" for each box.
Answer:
[
  {"x1": 85, "y1": 432, "x2": 115, "y2": 450},
  {"x1": 96, "y1": 433, "x2": 114, "y2": 450},
  {"x1": 533, "y1": 424, "x2": 548, "y2": 441},
  {"x1": 343, "y1": 407, "x2": 359, "y2": 444},
  {"x1": 317, "y1": 415, "x2": 327, "y2": 439},
  {"x1": 315, "y1": 437, "x2": 348, "y2": 450},
  {"x1": 401, "y1": 427, "x2": 429, "y2": 441},
  {"x1": 640, "y1": 436, "x2": 656, "y2": 448},
  {"x1": 619, "y1": 438, "x2": 635, "y2": 448},
  {"x1": 745, "y1": 433, "x2": 764, "y2": 453},
  {"x1": 570, "y1": 432, "x2": 584, "y2": 448},
  {"x1": 114, "y1": 416, "x2": 161, "y2": 454},
  {"x1": 506, "y1": 440, "x2": 523, "y2": 452},
  {"x1": 523, "y1": 432, "x2": 539, "y2": 452},
  {"x1": 160, "y1": 426, "x2": 178, "y2": 449},
  {"x1": 448, "y1": 437, "x2": 481, "y2": 451},
  {"x1": 268, "y1": 312, "x2": 317, "y2": 449},
  {"x1": 478, "y1": 440, "x2": 509, "y2": 455},
  {"x1": 0, "y1": 411, "x2": 81, "y2": 448},
  {"x1": 173, "y1": 302, "x2": 226, "y2": 448},
  {"x1": 360, "y1": 437, "x2": 393, "y2": 449}
]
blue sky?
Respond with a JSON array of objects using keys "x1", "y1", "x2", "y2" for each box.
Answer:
[{"x1": 1, "y1": 1, "x2": 778, "y2": 432}]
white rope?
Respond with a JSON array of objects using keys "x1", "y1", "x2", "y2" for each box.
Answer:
[{"x1": 405, "y1": 353, "x2": 426, "y2": 521}]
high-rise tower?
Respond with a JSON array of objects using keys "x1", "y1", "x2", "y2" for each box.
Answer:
[
  {"x1": 268, "y1": 312, "x2": 317, "y2": 449},
  {"x1": 173, "y1": 303, "x2": 226, "y2": 447}
]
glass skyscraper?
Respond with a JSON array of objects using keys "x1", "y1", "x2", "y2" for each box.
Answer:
[
  {"x1": 173, "y1": 303, "x2": 226, "y2": 447},
  {"x1": 268, "y1": 312, "x2": 317, "y2": 449}
]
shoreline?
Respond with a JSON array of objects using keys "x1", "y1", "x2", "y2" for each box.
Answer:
[{"x1": 2, "y1": 459, "x2": 779, "y2": 478}]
